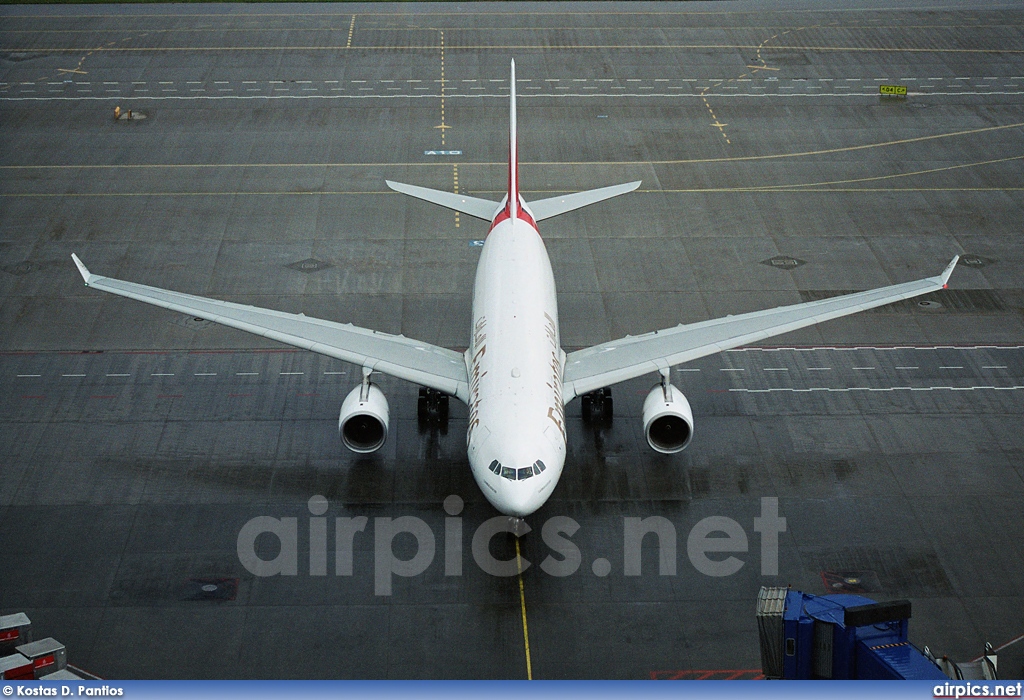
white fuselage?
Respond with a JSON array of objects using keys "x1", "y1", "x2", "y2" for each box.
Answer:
[{"x1": 465, "y1": 204, "x2": 566, "y2": 517}]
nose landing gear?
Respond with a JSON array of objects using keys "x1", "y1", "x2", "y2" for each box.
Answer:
[
  {"x1": 581, "y1": 387, "x2": 613, "y2": 428},
  {"x1": 417, "y1": 387, "x2": 449, "y2": 434}
]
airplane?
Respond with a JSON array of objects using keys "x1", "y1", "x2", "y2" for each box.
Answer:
[{"x1": 71, "y1": 59, "x2": 960, "y2": 519}]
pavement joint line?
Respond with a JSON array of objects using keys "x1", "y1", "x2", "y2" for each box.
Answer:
[{"x1": 7, "y1": 120, "x2": 1021, "y2": 170}]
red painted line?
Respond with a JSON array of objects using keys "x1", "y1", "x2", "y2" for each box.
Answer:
[
  {"x1": 651, "y1": 669, "x2": 764, "y2": 681},
  {"x1": 123, "y1": 351, "x2": 170, "y2": 355},
  {"x1": 187, "y1": 349, "x2": 299, "y2": 355},
  {"x1": 0, "y1": 351, "x2": 38, "y2": 356},
  {"x1": 970, "y1": 632, "x2": 1024, "y2": 662}
]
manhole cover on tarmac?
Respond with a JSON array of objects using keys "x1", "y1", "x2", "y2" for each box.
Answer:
[
  {"x1": 760, "y1": 256, "x2": 806, "y2": 269},
  {"x1": 181, "y1": 577, "x2": 238, "y2": 601},
  {"x1": 959, "y1": 254, "x2": 994, "y2": 268},
  {"x1": 170, "y1": 315, "x2": 212, "y2": 330},
  {"x1": 917, "y1": 300, "x2": 943, "y2": 309},
  {"x1": 2, "y1": 261, "x2": 41, "y2": 275},
  {"x1": 821, "y1": 570, "x2": 882, "y2": 594},
  {"x1": 287, "y1": 258, "x2": 333, "y2": 273}
]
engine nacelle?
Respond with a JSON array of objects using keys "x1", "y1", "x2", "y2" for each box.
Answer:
[
  {"x1": 338, "y1": 383, "x2": 390, "y2": 453},
  {"x1": 643, "y1": 382, "x2": 694, "y2": 454}
]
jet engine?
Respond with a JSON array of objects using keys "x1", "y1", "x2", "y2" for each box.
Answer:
[
  {"x1": 643, "y1": 381, "x2": 694, "y2": 454},
  {"x1": 338, "y1": 382, "x2": 390, "y2": 453}
]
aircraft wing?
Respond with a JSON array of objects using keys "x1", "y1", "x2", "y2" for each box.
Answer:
[
  {"x1": 562, "y1": 256, "x2": 960, "y2": 400},
  {"x1": 71, "y1": 255, "x2": 470, "y2": 402}
]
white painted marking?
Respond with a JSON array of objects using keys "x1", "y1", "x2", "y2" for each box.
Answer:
[
  {"x1": 194, "y1": 373, "x2": 217, "y2": 376},
  {"x1": 62, "y1": 374, "x2": 87, "y2": 377},
  {"x1": 720, "y1": 368, "x2": 745, "y2": 372},
  {"x1": 940, "y1": 366, "x2": 964, "y2": 369},
  {"x1": 730, "y1": 385, "x2": 1024, "y2": 393},
  {"x1": 895, "y1": 366, "x2": 919, "y2": 370},
  {"x1": 676, "y1": 368, "x2": 701, "y2": 373},
  {"x1": 983, "y1": 366, "x2": 1008, "y2": 369},
  {"x1": 235, "y1": 372, "x2": 259, "y2": 376},
  {"x1": 106, "y1": 373, "x2": 130, "y2": 377},
  {"x1": 851, "y1": 367, "x2": 875, "y2": 370},
  {"x1": 323, "y1": 371, "x2": 348, "y2": 375},
  {"x1": 280, "y1": 372, "x2": 304, "y2": 375},
  {"x1": 151, "y1": 373, "x2": 174, "y2": 376},
  {"x1": 763, "y1": 368, "x2": 789, "y2": 371},
  {"x1": 807, "y1": 368, "x2": 831, "y2": 371}
]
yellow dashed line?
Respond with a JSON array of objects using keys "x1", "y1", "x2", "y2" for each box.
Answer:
[
  {"x1": 346, "y1": 14, "x2": 356, "y2": 49},
  {"x1": 515, "y1": 537, "x2": 533, "y2": 681}
]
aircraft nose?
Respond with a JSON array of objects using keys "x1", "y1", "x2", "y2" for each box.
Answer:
[
  {"x1": 501, "y1": 496, "x2": 538, "y2": 519},
  {"x1": 488, "y1": 482, "x2": 551, "y2": 519}
]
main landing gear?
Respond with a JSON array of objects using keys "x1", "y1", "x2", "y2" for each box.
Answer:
[
  {"x1": 581, "y1": 387, "x2": 613, "y2": 429},
  {"x1": 417, "y1": 387, "x2": 449, "y2": 434}
]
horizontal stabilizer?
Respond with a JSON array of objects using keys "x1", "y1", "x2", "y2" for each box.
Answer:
[
  {"x1": 529, "y1": 181, "x2": 642, "y2": 221},
  {"x1": 386, "y1": 180, "x2": 500, "y2": 221}
]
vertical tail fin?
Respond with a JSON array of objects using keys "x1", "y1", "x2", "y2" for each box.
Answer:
[{"x1": 508, "y1": 58, "x2": 518, "y2": 221}]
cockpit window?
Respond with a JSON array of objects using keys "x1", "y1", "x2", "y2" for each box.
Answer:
[{"x1": 490, "y1": 460, "x2": 547, "y2": 481}]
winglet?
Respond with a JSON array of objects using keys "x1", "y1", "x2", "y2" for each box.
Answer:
[
  {"x1": 939, "y1": 255, "x2": 960, "y2": 289},
  {"x1": 71, "y1": 253, "x2": 92, "y2": 284}
]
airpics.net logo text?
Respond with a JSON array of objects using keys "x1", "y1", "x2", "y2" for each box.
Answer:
[{"x1": 237, "y1": 496, "x2": 786, "y2": 596}]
